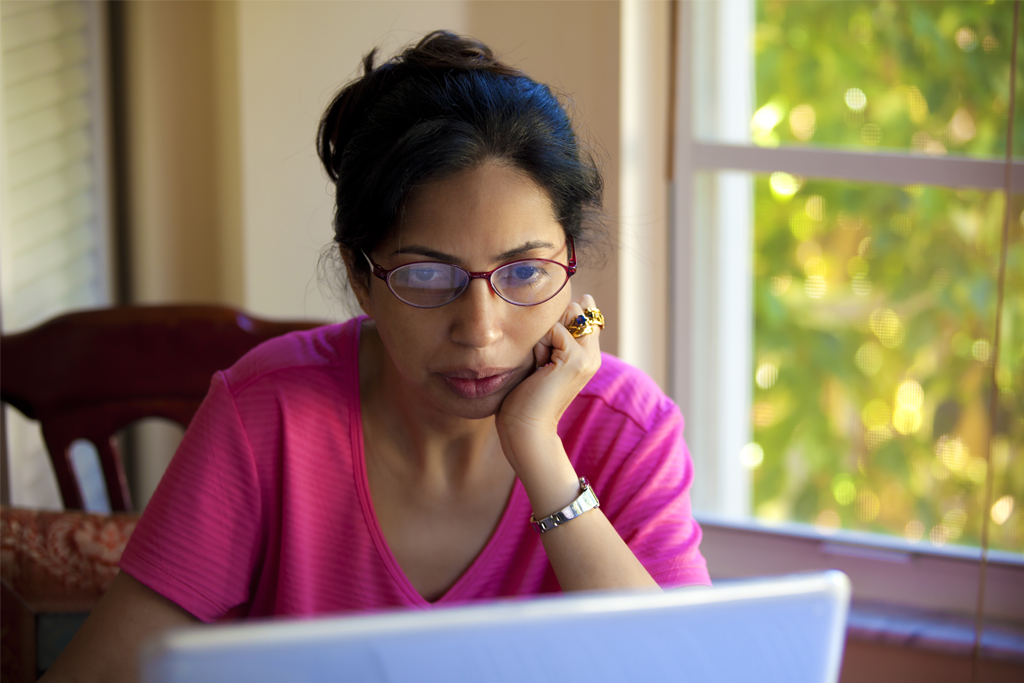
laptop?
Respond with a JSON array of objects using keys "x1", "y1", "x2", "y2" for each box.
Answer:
[{"x1": 140, "y1": 570, "x2": 850, "y2": 683}]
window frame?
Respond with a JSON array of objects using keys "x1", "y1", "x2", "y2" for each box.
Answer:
[{"x1": 668, "y1": 0, "x2": 1024, "y2": 622}]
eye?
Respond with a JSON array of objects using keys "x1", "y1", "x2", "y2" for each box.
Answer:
[
  {"x1": 410, "y1": 267, "x2": 441, "y2": 283},
  {"x1": 497, "y1": 261, "x2": 552, "y2": 289},
  {"x1": 512, "y1": 265, "x2": 541, "y2": 282}
]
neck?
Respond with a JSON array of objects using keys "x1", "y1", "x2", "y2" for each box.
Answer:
[{"x1": 358, "y1": 320, "x2": 502, "y2": 489}]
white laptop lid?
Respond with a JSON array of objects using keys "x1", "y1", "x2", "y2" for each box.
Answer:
[{"x1": 141, "y1": 570, "x2": 850, "y2": 683}]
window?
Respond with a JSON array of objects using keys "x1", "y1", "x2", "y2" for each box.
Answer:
[
  {"x1": 1, "y1": 0, "x2": 115, "y2": 509},
  {"x1": 671, "y1": 0, "x2": 1023, "y2": 620}
]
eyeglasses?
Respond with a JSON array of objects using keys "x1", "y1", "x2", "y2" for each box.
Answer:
[{"x1": 362, "y1": 237, "x2": 576, "y2": 309}]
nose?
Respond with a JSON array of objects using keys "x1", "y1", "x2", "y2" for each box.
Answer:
[{"x1": 449, "y1": 278, "x2": 503, "y2": 348}]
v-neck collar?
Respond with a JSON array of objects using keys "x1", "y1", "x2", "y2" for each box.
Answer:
[{"x1": 347, "y1": 316, "x2": 525, "y2": 607}]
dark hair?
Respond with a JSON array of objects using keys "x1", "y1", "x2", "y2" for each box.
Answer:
[{"x1": 317, "y1": 30, "x2": 604, "y2": 279}]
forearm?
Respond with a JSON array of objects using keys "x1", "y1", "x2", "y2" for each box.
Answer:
[
  {"x1": 507, "y1": 433, "x2": 660, "y2": 593},
  {"x1": 40, "y1": 571, "x2": 198, "y2": 683}
]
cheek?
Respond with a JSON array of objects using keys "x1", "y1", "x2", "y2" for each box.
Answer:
[{"x1": 516, "y1": 289, "x2": 571, "y2": 343}]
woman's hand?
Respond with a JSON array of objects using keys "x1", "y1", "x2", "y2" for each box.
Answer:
[{"x1": 495, "y1": 294, "x2": 602, "y2": 481}]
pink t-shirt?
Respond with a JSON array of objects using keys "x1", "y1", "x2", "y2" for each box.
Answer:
[{"x1": 119, "y1": 317, "x2": 709, "y2": 622}]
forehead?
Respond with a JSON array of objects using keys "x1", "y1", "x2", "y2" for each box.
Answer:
[{"x1": 390, "y1": 162, "x2": 563, "y2": 257}]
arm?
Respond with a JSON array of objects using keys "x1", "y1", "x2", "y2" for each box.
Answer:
[
  {"x1": 497, "y1": 295, "x2": 659, "y2": 592},
  {"x1": 40, "y1": 571, "x2": 198, "y2": 683}
]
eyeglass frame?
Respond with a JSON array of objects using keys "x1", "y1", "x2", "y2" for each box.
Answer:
[{"x1": 361, "y1": 235, "x2": 577, "y2": 309}]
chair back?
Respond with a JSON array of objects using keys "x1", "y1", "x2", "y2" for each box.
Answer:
[{"x1": 0, "y1": 305, "x2": 321, "y2": 512}]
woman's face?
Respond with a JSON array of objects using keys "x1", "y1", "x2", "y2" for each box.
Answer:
[{"x1": 355, "y1": 161, "x2": 573, "y2": 420}]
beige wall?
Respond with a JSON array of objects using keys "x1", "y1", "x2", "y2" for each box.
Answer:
[
  {"x1": 232, "y1": 1, "x2": 470, "y2": 322},
  {"x1": 122, "y1": 1, "x2": 222, "y2": 304}
]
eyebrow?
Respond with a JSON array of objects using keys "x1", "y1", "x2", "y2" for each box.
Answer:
[{"x1": 391, "y1": 240, "x2": 557, "y2": 264}]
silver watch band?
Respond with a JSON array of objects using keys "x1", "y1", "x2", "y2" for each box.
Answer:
[{"x1": 530, "y1": 477, "x2": 600, "y2": 533}]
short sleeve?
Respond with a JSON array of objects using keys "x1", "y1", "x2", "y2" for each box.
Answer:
[
  {"x1": 118, "y1": 371, "x2": 264, "y2": 622},
  {"x1": 565, "y1": 376, "x2": 711, "y2": 588}
]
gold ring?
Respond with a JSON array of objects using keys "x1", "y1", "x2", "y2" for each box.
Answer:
[
  {"x1": 583, "y1": 308, "x2": 605, "y2": 328},
  {"x1": 566, "y1": 314, "x2": 593, "y2": 338}
]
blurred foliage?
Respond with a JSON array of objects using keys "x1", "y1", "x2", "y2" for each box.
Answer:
[
  {"x1": 750, "y1": 1, "x2": 1024, "y2": 553},
  {"x1": 754, "y1": 0, "x2": 1023, "y2": 157}
]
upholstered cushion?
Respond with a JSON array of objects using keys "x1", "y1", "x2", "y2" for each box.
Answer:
[{"x1": 0, "y1": 506, "x2": 138, "y2": 609}]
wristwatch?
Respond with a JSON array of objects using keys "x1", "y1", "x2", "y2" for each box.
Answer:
[{"x1": 530, "y1": 477, "x2": 600, "y2": 533}]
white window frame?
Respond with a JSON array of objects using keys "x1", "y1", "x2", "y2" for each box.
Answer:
[{"x1": 669, "y1": 0, "x2": 1024, "y2": 622}]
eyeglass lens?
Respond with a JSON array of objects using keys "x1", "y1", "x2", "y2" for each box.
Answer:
[{"x1": 388, "y1": 260, "x2": 568, "y2": 308}]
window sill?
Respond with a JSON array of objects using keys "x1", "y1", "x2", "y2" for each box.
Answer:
[
  {"x1": 848, "y1": 601, "x2": 1024, "y2": 664},
  {"x1": 697, "y1": 513, "x2": 1024, "y2": 624}
]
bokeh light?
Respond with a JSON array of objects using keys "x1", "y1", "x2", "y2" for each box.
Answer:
[
  {"x1": 991, "y1": 496, "x2": 1015, "y2": 525},
  {"x1": 804, "y1": 276, "x2": 826, "y2": 298},
  {"x1": 857, "y1": 236, "x2": 875, "y2": 259},
  {"x1": 854, "y1": 341, "x2": 884, "y2": 376},
  {"x1": 930, "y1": 524, "x2": 950, "y2": 546},
  {"x1": 755, "y1": 361, "x2": 779, "y2": 389},
  {"x1": 972, "y1": 339, "x2": 991, "y2": 363},
  {"x1": 740, "y1": 442, "x2": 765, "y2": 470},
  {"x1": 805, "y1": 195, "x2": 825, "y2": 221},
  {"x1": 943, "y1": 508, "x2": 967, "y2": 541},
  {"x1": 814, "y1": 509, "x2": 841, "y2": 534},
  {"x1": 770, "y1": 274, "x2": 792, "y2": 296},
  {"x1": 911, "y1": 131, "x2": 947, "y2": 155},
  {"x1": 857, "y1": 490, "x2": 881, "y2": 521},
  {"x1": 753, "y1": 402, "x2": 777, "y2": 427},
  {"x1": 947, "y1": 108, "x2": 976, "y2": 144},
  {"x1": 789, "y1": 103, "x2": 817, "y2": 140},
  {"x1": 935, "y1": 435, "x2": 969, "y2": 473},
  {"x1": 892, "y1": 379, "x2": 924, "y2": 435},
  {"x1": 897, "y1": 85, "x2": 929, "y2": 123},
  {"x1": 844, "y1": 87, "x2": 867, "y2": 112},
  {"x1": 870, "y1": 308, "x2": 905, "y2": 348},
  {"x1": 904, "y1": 520, "x2": 924, "y2": 542},
  {"x1": 790, "y1": 212, "x2": 815, "y2": 241},
  {"x1": 833, "y1": 475, "x2": 856, "y2": 506},
  {"x1": 982, "y1": 35, "x2": 1000, "y2": 53},
  {"x1": 954, "y1": 26, "x2": 977, "y2": 51},
  {"x1": 865, "y1": 425, "x2": 892, "y2": 450},
  {"x1": 852, "y1": 273, "x2": 873, "y2": 296},
  {"x1": 860, "y1": 123, "x2": 882, "y2": 145},
  {"x1": 752, "y1": 101, "x2": 785, "y2": 146},
  {"x1": 770, "y1": 172, "x2": 802, "y2": 200}
]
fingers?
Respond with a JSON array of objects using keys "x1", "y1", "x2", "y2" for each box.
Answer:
[{"x1": 562, "y1": 295, "x2": 601, "y2": 346}]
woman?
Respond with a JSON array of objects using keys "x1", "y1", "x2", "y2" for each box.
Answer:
[{"x1": 43, "y1": 31, "x2": 708, "y2": 682}]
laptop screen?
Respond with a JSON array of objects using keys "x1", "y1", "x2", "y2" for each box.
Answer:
[{"x1": 141, "y1": 570, "x2": 850, "y2": 683}]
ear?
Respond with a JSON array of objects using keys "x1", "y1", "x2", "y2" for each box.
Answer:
[{"x1": 340, "y1": 246, "x2": 374, "y2": 317}]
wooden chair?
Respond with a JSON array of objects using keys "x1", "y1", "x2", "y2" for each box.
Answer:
[{"x1": 0, "y1": 305, "x2": 322, "y2": 512}]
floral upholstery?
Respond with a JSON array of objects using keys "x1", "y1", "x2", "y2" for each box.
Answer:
[
  {"x1": 0, "y1": 506, "x2": 138, "y2": 605},
  {"x1": 1, "y1": 506, "x2": 138, "y2": 682}
]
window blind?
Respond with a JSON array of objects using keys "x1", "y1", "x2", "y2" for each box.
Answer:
[{"x1": 1, "y1": 0, "x2": 113, "y2": 510}]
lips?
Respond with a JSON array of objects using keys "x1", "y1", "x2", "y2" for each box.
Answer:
[{"x1": 439, "y1": 368, "x2": 519, "y2": 399}]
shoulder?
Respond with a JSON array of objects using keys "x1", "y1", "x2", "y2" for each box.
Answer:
[
  {"x1": 571, "y1": 353, "x2": 682, "y2": 433},
  {"x1": 220, "y1": 316, "x2": 362, "y2": 394}
]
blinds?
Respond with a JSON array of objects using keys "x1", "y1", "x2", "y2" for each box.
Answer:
[
  {"x1": 1, "y1": 0, "x2": 113, "y2": 510},
  {"x1": 1, "y1": 0, "x2": 112, "y2": 333}
]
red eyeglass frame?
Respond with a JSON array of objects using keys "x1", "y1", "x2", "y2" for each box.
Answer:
[{"x1": 362, "y1": 235, "x2": 577, "y2": 308}]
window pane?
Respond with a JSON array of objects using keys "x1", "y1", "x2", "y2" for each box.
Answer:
[
  {"x1": 751, "y1": 175, "x2": 1023, "y2": 553},
  {"x1": 753, "y1": 1, "x2": 1023, "y2": 159}
]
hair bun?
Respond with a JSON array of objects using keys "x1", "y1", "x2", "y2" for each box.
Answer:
[{"x1": 318, "y1": 31, "x2": 522, "y2": 182}]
